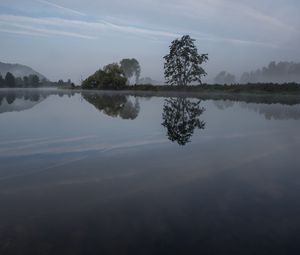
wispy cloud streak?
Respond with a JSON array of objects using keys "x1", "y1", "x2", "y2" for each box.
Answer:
[
  {"x1": 0, "y1": 20, "x2": 96, "y2": 39},
  {"x1": 36, "y1": 0, "x2": 87, "y2": 17},
  {"x1": 0, "y1": 14, "x2": 281, "y2": 47}
]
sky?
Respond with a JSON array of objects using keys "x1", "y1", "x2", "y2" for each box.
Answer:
[{"x1": 0, "y1": 0, "x2": 299, "y2": 83}]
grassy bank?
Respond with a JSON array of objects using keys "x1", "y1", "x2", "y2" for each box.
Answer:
[
  {"x1": 122, "y1": 83, "x2": 300, "y2": 94},
  {"x1": 78, "y1": 83, "x2": 300, "y2": 105}
]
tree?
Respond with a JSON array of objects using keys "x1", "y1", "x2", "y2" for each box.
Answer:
[
  {"x1": 82, "y1": 63, "x2": 127, "y2": 90},
  {"x1": 58, "y1": 80, "x2": 64, "y2": 86},
  {"x1": 214, "y1": 71, "x2": 236, "y2": 84},
  {"x1": 164, "y1": 35, "x2": 208, "y2": 86},
  {"x1": 29, "y1": 75, "x2": 40, "y2": 87},
  {"x1": 120, "y1": 58, "x2": 141, "y2": 84},
  {"x1": 23, "y1": 76, "x2": 29, "y2": 87},
  {"x1": 137, "y1": 77, "x2": 158, "y2": 85},
  {"x1": 5, "y1": 72, "x2": 16, "y2": 88},
  {"x1": 103, "y1": 63, "x2": 128, "y2": 89}
]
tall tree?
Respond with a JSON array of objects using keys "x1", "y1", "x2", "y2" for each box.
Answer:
[
  {"x1": 5, "y1": 72, "x2": 16, "y2": 88},
  {"x1": 120, "y1": 58, "x2": 141, "y2": 84},
  {"x1": 164, "y1": 35, "x2": 208, "y2": 86}
]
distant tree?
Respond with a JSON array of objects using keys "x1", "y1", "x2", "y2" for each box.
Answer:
[
  {"x1": 120, "y1": 58, "x2": 141, "y2": 84},
  {"x1": 137, "y1": 77, "x2": 158, "y2": 85},
  {"x1": 41, "y1": 78, "x2": 48, "y2": 86},
  {"x1": 15, "y1": 77, "x2": 24, "y2": 87},
  {"x1": 240, "y1": 72, "x2": 251, "y2": 84},
  {"x1": 164, "y1": 35, "x2": 208, "y2": 86},
  {"x1": 214, "y1": 71, "x2": 236, "y2": 84},
  {"x1": 82, "y1": 70, "x2": 105, "y2": 89},
  {"x1": 5, "y1": 72, "x2": 16, "y2": 88},
  {"x1": 58, "y1": 80, "x2": 64, "y2": 86},
  {"x1": 82, "y1": 63, "x2": 127, "y2": 90},
  {"x1": 29, "y1": 75, "x2": 40, "y2": 87},
  {"x1": 23, "y1": 76, "x2": 29, "y2": 87},
  {"x1": 6, "y1": 92, "x2": 16, "y2": 104},
  {"x1": 103, "y1": 63, "x2": 128, "y2": 89}
]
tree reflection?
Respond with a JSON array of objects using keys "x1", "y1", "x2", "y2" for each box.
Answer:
[
  {"x1": 82, "y1": 93, "x2": 140, "y2": 120},
  {"x1": 5, "y1": 92, "x2": 17, "y2": 104},
  {"x1": 0, "y1": 90, "x2": 75, "y2": 113},
  {"x1": 162, "y1": 98, "x2": 205, "y2": 145}
]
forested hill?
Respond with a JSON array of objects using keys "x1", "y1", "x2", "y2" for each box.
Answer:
[{"x1": 0, "y1": 61, "x2": 46, "y2": 80}]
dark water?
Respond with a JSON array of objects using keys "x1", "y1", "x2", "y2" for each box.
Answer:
[{"x1": 0, "y1": 89, "x2": 300, "y2": 255}]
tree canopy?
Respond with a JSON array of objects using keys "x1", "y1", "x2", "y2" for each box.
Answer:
[
  {"x1": 82, "y1": 63, "x2": 127, "y2": 90},
  {"x1": 164, "y1": 35, "x2": 208, "y2": 86},
  {"x1": 120, "y1": 58, "x2": 141, "y2": 85},
  {"x1": 5, "y1": 72, "x2": 16, "y2": 88}
]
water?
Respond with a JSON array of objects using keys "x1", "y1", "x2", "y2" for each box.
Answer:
[{"x1": 0, "y1": 88, "x2": 300, "y2": 255}]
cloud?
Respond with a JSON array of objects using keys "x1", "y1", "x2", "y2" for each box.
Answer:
[
  {"x1": 235, "y1": 2, "x2": 297, "y2": 33},
  {"x1": 102, "y1": 21, "x2": 180, "y2": 38},
  {"x1": 0, "y1": 14, "x2": 106, "y2": 30},
  {"x1": 0, "y1": 0, "x2": 297, "y2": 47},
  {"x1": 0, "y1": 28, "x2": 49, "y2": 37},
  {"x1": 0, "y1": 14, "x2": 180, "y2": 41},
  {"x1": 171, "y1": 0, "x2": 296, "y2": 32},
  {"x1": 0, "y1": 21, "x2": 96, "y2": 39},
  {"x1": 162, "y1": 0, "x2": 298, "y2": 48},
  {"x1": 36, "y1": 0, "x2": 87, "y2": 16},
  {"x1": 193, "y1": 35, "x2": 279, "y2": 48}
]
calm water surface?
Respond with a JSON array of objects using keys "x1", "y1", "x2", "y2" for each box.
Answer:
[{"x1": 0, "y1": 89, "x2": 300, "y2": 255}]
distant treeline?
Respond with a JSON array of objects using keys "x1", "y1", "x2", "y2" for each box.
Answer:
[
  {"x1": 0, "y1": 72, "x2": 74, "y2": 88},
  {"x1": 240, "y1": 61, "x2": 300, "y2": 84},
  {"x1": 214, "y1": 62, "x2": 300, "y2": 85}
]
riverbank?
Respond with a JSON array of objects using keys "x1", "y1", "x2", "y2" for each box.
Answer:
[{"x1": 122, "y1": 83, "x2": 300, "y2": 94}]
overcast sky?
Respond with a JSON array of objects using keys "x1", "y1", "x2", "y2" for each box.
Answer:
[{"x1": 0, "y1": 0, "x2": 299, "y2": 83}]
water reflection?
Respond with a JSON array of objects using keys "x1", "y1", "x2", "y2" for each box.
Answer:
[
  {"x1": 0, "y1": 89, "x2": 300, "y2": 255},
  {"x1": 82, "y1": 93, "x2": 140, "y2": 120},
  {"x1": 0, "y1": 90, "x2": 77, "y2": 115},
  {"x1": 162, "y1": 98, "x2": 205, "y2": 145},
  {"x1": 213, "y1": 100, "x2": 300, "y2": 120}
]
